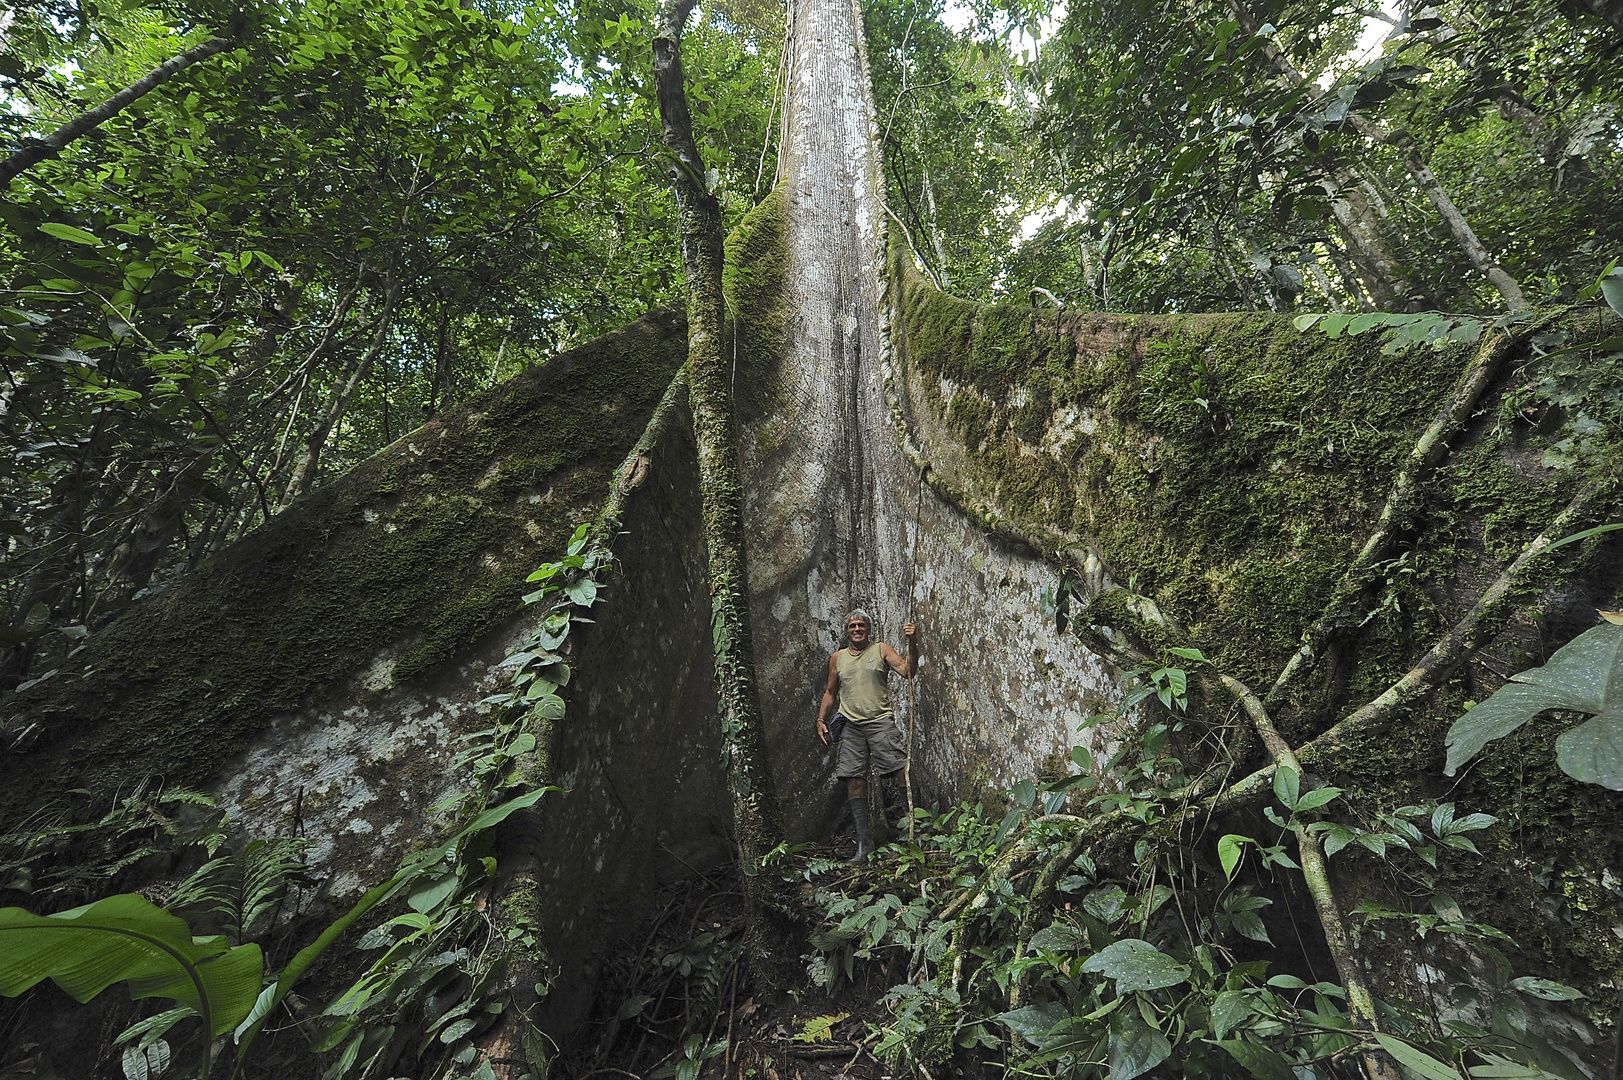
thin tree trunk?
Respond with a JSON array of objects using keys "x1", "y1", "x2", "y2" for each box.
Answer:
[
  {"x1": 1348, "y1": 116, "x2": 1528, "y2": 309},
  {"x1": 1225, "y1": 0, "x2": 1526, "y2": 309},
  {"x1": 0, "y1": 35, "x2": 237, "y2": 186},
  {"x1": 1307, "y1": 252, "x2": 1348, "y2": 313},
  {"x1": 1220, "y1": 675, "x2": 1403, "y2": 1080},
  {"x1": 428, "y1": 310, "x2": 451, "y2": 415},
  {"x1": 278, "y1": 277, "x2": 400, "y2": 508},
  {"x1": 1323, "y1": 236, "x2": 1376, "y2": 312},
  {"x1": 916, "y1": 136, "x2": 951, "y2": 291},
  {"x1": 1321, "y1": 167, "x2": 1421, "y2": 308},
  {"x1": 653, "y1": 0, "x2": 796, "y2": 980}
]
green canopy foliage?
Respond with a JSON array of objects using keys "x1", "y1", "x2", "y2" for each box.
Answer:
[
  {"x1": 0, "y1": 0, "x2": 780, "y2": 686},
  {"x1": 866, "y1": 0, "x2": 1623, "y2": 315}
]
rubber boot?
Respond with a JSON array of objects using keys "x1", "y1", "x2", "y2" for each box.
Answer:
[{"x1": 848, "y1": 798, "x2": 873, "y2": 864}]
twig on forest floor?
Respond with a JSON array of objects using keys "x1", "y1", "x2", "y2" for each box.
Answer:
[{"x1": 786, "y1": 1043, "x2": 861, "y2": 1059}]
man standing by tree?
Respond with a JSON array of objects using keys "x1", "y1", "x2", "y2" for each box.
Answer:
[{"x1": 817, "y1": 612, "x2": 919, "y2": 863}]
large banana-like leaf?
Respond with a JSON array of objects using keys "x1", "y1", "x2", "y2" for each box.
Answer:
[
  {"x1": 0, "y1": 893, "x2": 263, "y2": 1036},
  {"x1": 1445, "y1": 621, "x2": 1623, "y2": 790}
]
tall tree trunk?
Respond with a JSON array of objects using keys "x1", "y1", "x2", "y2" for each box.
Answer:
[
  {"x1": 278, "y1": 277, "x2": 400, "y2": 508},
  {"x1": 0, "y1": 35, "x2": 237, "y2": 186},
  {"x1": 653, "y1": 0, "x2": 796, "y2": 978}
]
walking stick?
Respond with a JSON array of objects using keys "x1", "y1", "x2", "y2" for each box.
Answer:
[
  {"x1": 903, "y1": 463, "x2": 928, "y2": 845},
  {"x1": 905, "y1": 677, "x2": 917, "y2": 844}
]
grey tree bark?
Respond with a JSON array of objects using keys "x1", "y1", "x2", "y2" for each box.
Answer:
[{"x1": 742, "y1": 0, "x2": 1123, "y2": 844}]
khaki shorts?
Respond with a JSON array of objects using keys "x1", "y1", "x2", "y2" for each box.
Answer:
[{"x1": 835, "y1": 714, "x2": 907, "y2": 779}]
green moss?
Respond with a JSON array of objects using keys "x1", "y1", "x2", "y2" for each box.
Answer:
[
  {"x1": 895, "y1": 263, "x2": 1615, "y2": 694},
  {"x1": 892, "y1": 257, "x2": 1623, "y2": 1016},
  {"x1": 4, "y1": 309, "x2": 689, "y2": 823},
  {"x1": 723, "y1": 186, "x2": 788, "y2": 425}
]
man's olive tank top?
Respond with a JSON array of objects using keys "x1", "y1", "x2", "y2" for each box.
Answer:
[{"x1": 836, "y1": 643, "x2": 893, "y2": 721}]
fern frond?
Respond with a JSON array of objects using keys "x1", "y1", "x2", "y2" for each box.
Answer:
[{"x1": 169, "y1": 837, "x2": 307, "y2": 943}]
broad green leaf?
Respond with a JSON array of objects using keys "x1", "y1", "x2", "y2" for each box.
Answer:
[
  {"x1": 0, "y1": 894, "x2": 262, "y2": 1036},
  {"x1": 1511, "y1": 622, "x2": 1620, "y2": 711},
  {"x1": 1217, "y1": 834, "x2": 1247, "y2": 879},
  {"x1": 449, "y1": 786, "x2": 557, "y2": 845},
  {"x1": 1083, "y1": 885, "x2": 1130, "y2": 922},
  {"x1": 1028, "y1": 921, "x2": 1088, "y2": 952},
  {"x1": 1600, "y1": 273, "x2": 1623, "y2": 319},
  {"x1": 1080, "y1": 938, "x2": 1190, "y2": 992},
  {"x1": 1218, "y1": 1039, "x2": 1296, "y2": 1080},
  {"x1": 1320, "y1": 314, "x2": 1353, "y2": 338},
  {"x1": 1107, "y1": 1009, "x2": 1171, "y2": 1080},
  {"x1": 233, "y1": 983, "x2": 277, "y2": 1041},
  {"x1": 1293, "y1": 786, "x2": 1342, "y2": 813},
  {"x1": 1209, "y1": 989, "x2": 1254, "y2": 1040},
  {"x1": 1469, "y1": 1052, "x2": 1571, "y2": 1079},
  {"x1": 1374, "y1": 1034, "x2": 1463, "y2": 1080},
  {"x1": 1554, "y1": 708, "x2": 1623, "y2": 790},
  {"x1": 1508, "y1": 976, "x2": 1584, "y2": 1001},
  {"x1": 1446, "y1": 622, "x2": 1623, "y2": 782},
  {"x1": 998, "y1": 1001, "x2": 1069, "y2": 1039},
  {"x1": 38, "y1": 222, "x2": 102, "y2": 246},
  {"x1": 406, "y1": 873, "x2": 458, "y2": 914},
  {"x1": 1445, "y1": 683, "x2": 1578, "y2": 775},
  {"x1": 1272, "y1": 766, "x2": 1300, "y2": 811}
]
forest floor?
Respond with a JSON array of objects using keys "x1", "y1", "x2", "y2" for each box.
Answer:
[{"x1": 562, "y1": 837, "x2": 917, "y2": 1080}]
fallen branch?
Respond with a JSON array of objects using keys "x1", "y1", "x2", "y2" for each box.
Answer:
[{"x1": 786, "y1": 1043, "x2": 860, "y2": 1059}]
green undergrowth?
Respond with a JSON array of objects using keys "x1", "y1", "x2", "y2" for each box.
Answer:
[
  {"x1": 890, "y1": 253, "x2": 1623, "y2": 1021},
  {"x1": 790, "y1": 692, "x2": 1590, "y2": 1080},
  {"x1": 0, "y1": 308, "x2": 689, "y2": 824}
]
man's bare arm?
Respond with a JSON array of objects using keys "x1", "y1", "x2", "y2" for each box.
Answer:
[{"x1": 882, "y1": 624, "x2": 920, "y2": 678}]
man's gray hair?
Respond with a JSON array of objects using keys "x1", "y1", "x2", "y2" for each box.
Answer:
[{"x1": 844, "y1": 609, "x2": 872, "y2": 629}]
